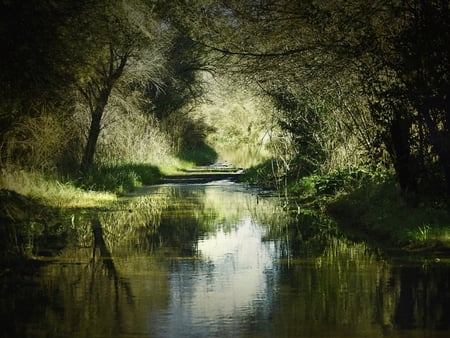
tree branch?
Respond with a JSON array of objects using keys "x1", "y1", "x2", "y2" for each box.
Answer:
[{"x1": 196, "y1": 40, "x2": 317, "y2": 58}]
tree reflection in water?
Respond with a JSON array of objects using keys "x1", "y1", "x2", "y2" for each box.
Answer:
[{"x1": 91, "y1": 217, "x2": 134, "y2": 312}]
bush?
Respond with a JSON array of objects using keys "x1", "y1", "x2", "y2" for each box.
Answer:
[
  {"x1": 290, "y1": 166, "x2": 385, "y2": 197},
  {"x1": 327, "y1": 176, "x2": 450, "y2": 248},
  {"x1": 2, "y1": 112, "x2": 74, "y2": 172},
  {"x1": 179, "y1": 142, "x2": 218, "y2": 166}
]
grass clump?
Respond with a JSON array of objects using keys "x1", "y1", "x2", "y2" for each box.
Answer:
[{"x1": 76, "y1": 163, "x2": 162, "y2": 195}]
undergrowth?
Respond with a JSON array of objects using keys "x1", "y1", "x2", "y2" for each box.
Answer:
[
  {"x1": 76, "y1": 163, "x2": 162, "y2": 195},
  {"x1": 327, "y1": 177, "x2": 450, "y2": 248},
  {"x1": 243, "y1": 162, "x2": 450, "y2": 250}
]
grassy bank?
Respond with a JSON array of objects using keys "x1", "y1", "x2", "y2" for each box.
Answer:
[
  {"x1": 326, "y1": 178, "x2": 450, "y2": 253},
  {"x1": 0, "y1": 168, "x2": 117, "y2": 209},
  {"x1": 242, "y1": 163, "x2": 450, "y2": 253},
  {"x1": 0, "y1": 158, "x2": 191, "y2": 213},
  {"x1": 0, "y1": 159, "x2": 191, "y2": 208},
  {"x1": 0, "y1": 161, "x2": 173, "y2": 266},
  {"x1": 76, "y1": 163, "x2": 163, "y2": 196}
]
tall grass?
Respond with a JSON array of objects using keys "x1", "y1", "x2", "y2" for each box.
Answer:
[
  {"x1": 0, "y1": 167, "x2": 116, "y2": 208},
  {"x1": 76, "y1": 163, "x2": 162, "y2": 195}
]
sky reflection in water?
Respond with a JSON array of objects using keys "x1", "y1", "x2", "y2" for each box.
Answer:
[{"x1": 161, "y1": 215, "x2": 275, "y2": 337}]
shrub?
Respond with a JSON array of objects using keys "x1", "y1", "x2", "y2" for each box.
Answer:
[
  {"x1": 290, "y1": 166, "x2": 385, "y2": 198},
  {"x1": 2, "y1": 112, "x2": 73, "y2": 172}
]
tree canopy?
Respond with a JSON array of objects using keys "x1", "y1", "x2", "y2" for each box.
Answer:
[{"x1": 161, "y1": 0, "x2": 450, "y2": 201}]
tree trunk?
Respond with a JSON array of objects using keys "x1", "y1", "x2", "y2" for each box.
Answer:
[
  {"x1": 436, "y1": 129, "x2": 450, "y2": 196},
  {"x1": 79, "y1": 48, "x2": 129, "y2": 173},
  {"x1": 388, "y1": 112, "x2": 418, "y2": 205},
  {"x1": 420, "y1": 103, "x2": 450, "y2": 195},
  {"x1": 80, "y1": 88, "x2": 112, "y2": 173},
  {"x1": 80, "y1": 112, "x2": 102, "y2": 174}
]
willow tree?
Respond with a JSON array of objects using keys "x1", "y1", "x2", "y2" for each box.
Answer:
[
  {"x1": 145, "y1": 31, "x2": 212, "y2": 158},
  {"x1": 67, "y1": 0, "x2": 167, "y2": 173}
]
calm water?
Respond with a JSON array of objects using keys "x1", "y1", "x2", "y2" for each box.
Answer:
[{"x1": 1, "y1": 181, "x2": 450, "y2": 337}]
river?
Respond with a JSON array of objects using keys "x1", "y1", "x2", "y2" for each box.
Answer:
[{"x1": 1, "y1": 180, "x2": 450, "y2": 337}]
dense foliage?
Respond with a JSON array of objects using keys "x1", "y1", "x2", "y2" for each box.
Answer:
[
  {"x1": 162, "y1": 0, "x2": 450, "y2": 204},
  {"x1": 0, "y1": 0, "x2": 208, "y2": 177},
  {"x1": 1, "y1": 0, "x2": 449, "y2": 208}
]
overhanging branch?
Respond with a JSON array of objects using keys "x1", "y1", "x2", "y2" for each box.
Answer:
[{"x1": 197, "y1": 40, "x2": 317, "y2": 58}]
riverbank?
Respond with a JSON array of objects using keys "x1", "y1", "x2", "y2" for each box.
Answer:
[
  {"x1": 325, "y1": 178, "x2": 450, "y2": 255},
  {"x1": 0, "y1": 169, "x2": 117, "y2": 208},
  {"x1": 0, "y1": 162, "x2": 241, "y2": 266},
  {"x1": 241, "y1": 163, "x2": 450, "y2": 255},
  {"x1": 2, "y1": 164, "x2": 450, "y2": 267}
]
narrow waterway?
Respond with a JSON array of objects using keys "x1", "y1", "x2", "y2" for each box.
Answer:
[{"x1": 1, "y1": 181, "x2": 450, "y2": 337}]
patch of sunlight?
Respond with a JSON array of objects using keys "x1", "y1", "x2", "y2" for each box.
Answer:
[
  {"x1": 158, "y1": 158, "x2": 195, "y2": 175},
  {"x1": 0, "y1": 168, "x2": 116, "y2": 208},
  {"x1": 191, "y1": 73, "x2": 276, "y2": 168}
]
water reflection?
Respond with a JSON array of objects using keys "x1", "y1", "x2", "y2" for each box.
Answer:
[
  {"x1": 1, "y1": 182, "x2": 450, "y2": 338},
  {"x1": 160, "y1": 216, "x2": 275, "y2": 338}
]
